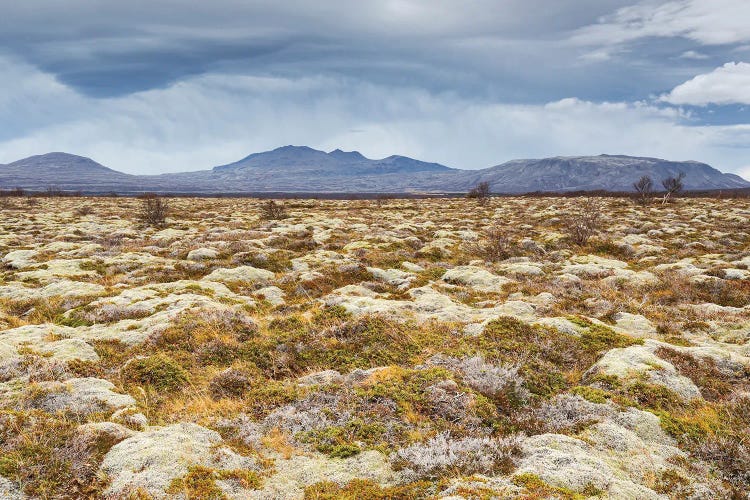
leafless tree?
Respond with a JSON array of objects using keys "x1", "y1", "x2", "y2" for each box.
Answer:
[
  {"x1": 139, "y1": 194, "x2": 169, "y2": 226},
  {"x1": 562, "y1": 199, "x2": 601, "y2": 246},
  {"x1": 260, "y1": 200, "x2": 289, "y2": 220},
  {"x1": 633, "y1": 175, "x2": 653, "y2": 205},
  {"x1": 464, "y1": 225, "x2": 517, "y2": 261},
  {"x1": 467, "y1": 181, "x2": 492, "y2": 205},
  {"x1": 661, "y1": 172, "x2": 685, "y2": 205}
]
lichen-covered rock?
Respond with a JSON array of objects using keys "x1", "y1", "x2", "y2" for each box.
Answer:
[
  {"x1": 76, "y1": 421, "x2": 136, "y2": 443},
  {"x1": 0, "y1": 325, "x2": 99, "y2": 362},
  {"x1": 324, "y1": 285, "x2": 536, "y2": 324},
  {"x1": 367, "y1": 267, "x2": 415, "y2": 289},
  {"x1": 26, "y1": 377, "x2": 136, "y2": 416},
  {"x1": 253, "y1": 285, "x2": 286, "y2": 306},
  {"x1": 2, "y1": 249, "x2": 37, "y2": 269},
  {"x1": 38, "y1": 339, "x2": 100, "y2": 362},
  {"x1": 0, "y1": 476, "x2": 25, "y2": 500},
  {"x1": 585, "y1": 340, "x2": 702, "y2": 400},
  {"x1": 203, "y1": 265, "x2": 275, "y2": 284},
  {"x1": 100, "y1": 423, "x2": 256, "y2": 498},
  {"x1": 516, "y1": 433, "x2": 664, "y2": 499},
  {"x1": 187, "y1": 247, "x2": 219, "y2": 261},
  {"x1": 0, "y1": 280, "x2": 105, "y2": 301},
  {"x1": 297, "y1": 370, "x2": 344, "y2": 386},
  {"x1": 441, "y1": 266, "x2": 513, "y2": 292},
  {"x1": 248, "y1": 450, "x2": 398, "y2": 499},
  {"x1": 613, "y1": 312, "x2": 658, "y2": 338}
]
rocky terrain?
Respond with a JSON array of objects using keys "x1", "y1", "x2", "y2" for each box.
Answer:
[
  {"x1": 2, "y1": 148, "x2": 748, "y2": 193},
  {"x1": 0, "y1": 195, "x2": 748, "y2": 499}
]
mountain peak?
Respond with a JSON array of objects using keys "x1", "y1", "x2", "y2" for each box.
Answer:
[
  {"x1": 212, "y1": 145, "x2": 452, "y2": 175},
  {"x1": 274, "y1": 145, "x2": 317, "y2": 153},
  {"x1": 328, "y1": 149, "x2": 367, "y2": 161},
  {"x1": 6, "y1": 152, "x2": 115, "y2": 172}
]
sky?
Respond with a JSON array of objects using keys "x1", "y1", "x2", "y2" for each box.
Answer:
[{"x1": 1, "y1": 0, "x2": 750, "y2": 177}]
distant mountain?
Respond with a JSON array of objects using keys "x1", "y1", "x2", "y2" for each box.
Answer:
[
  {"x1": 213, "y1": 145, "x2": 454, "y2": 175},
  {"x1": 444, "y1": 155, "x2": 750, "y2": 193},
  {"x1": 0, "y1": 148, "x2": 748, "y2": 194},
  {"x1": 0, "y1": 153, "x2": 141, "y2": 191}
]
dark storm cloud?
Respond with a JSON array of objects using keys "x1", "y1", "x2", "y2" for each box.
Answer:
[{"x1": 0, "y1": 0, "x2": 639, "y2": 98}]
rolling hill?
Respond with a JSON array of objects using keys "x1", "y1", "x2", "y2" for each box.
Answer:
[{"x1": 1, "y1": 148, "x2": 747, "y2": 194}]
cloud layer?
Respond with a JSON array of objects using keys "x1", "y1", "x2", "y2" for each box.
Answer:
[{"x1": 0, "y1": 1, "x2": 749, "y2": 176}]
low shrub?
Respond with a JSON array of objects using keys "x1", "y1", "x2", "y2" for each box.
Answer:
[
  {"x1": 259, "y1": 200, "x2": 288, "y2": 220},
  {"x1": 121, "y1": 354, "x2": 189, "y2": 391},
  {"x1": 392, "y1": 432, "x2": 524, "y2": 480},
  {"x1": 138, "y1": 194, "x2": 169, "y2": 226},
  {"x1": 209, "y1": 368, "x2": 252, "y2": 399}
]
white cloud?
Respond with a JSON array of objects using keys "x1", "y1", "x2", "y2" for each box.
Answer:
[
  {"x1": 661, "y1": 62, "x2": 750, "y2": 105},
  {"x1": 679, "y1": 50, "x2": 708, "y2": 60},
  {"x1": 573, "y1": 0, "x2": 750, "y2": 47}
]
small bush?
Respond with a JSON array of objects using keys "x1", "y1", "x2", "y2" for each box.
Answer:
[
  {"x1": 209, "y1": 369, "x2": 252, "y2": 399},
  {"x1": 534, "y1": 394, "x2": 612, "y2": 433},
  {"x1": 579, "y1": 325, "x2": 641, "y2": 353},
  {"x1": 74, "y1": 205, "x2": 94, "y2": 216},
  {"x1": 138, "y1": 194, "x2": 169, "y2": 226},
  {"x1": 392, "y1": 432, "x2": 524, "y2": 480},
  {"x1": 694, "y1": 434, "x2": 750, "y2": 490},
  {"x1": 260, "y1": 200, "x2": 288, "y2": 220},
  {"x1": 467, "y1": 181, "x2": 491, "y2": 205},
  {"x1": 632, "y1": 175, "x2": 654, "y2": 205},
  {"x1": 468, "y1": 225, "x2": 519, "y2": 261},
  {"x1": 561, "y1": 199, "x2": 601, "y2": 246},
  {"x1": 661, "y1": 172, "x2": 685, "y2": 204},
  {"x1": 428, "y1": 355, "x2": 528, "y2": 404},
  {"x1": 121, "y1": 354, "x2": 189, "y2": 391},
  {"x1": 304, "y1": 479, "x2": 431, "y2": 499},
  {"x1": 167, "y1": 465, "x2": 261, "y2": 498}
]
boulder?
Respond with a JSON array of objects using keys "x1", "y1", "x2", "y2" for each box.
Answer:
[
  {"x1": 187, "y1": 248, "x2": 219, "y2": 261},
  {"x1": 203, "y1": 266, "x2": 274, "y2": 284},
  {"x1": 27, "y1": 377, "x2": 136, "y2": 416},
  {"x1": 441, "y1": 266, "x2": 513, "y2": 292},
  {"x1": 585, "y1": 341, "x2": 702, "y2": 400},
  {"x1": 100, "y1": 423, "x2": 256, "y2": 498}
]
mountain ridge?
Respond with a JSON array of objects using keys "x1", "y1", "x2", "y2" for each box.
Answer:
[{"x1": 1, "y1": 148, "x2": 748, "y2": 193}]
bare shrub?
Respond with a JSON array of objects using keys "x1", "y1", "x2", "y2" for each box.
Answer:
[
  {"x1": 661, "y1": 172, "x2": 685, "y2": 205},
  {"x1": 426, "y1": 354, "x2": 528, "y2": 406},
  {"x1": 561, "y1": 199, "x2": 601, "y2": 246},
  {"x1": 633, "y1": 175, "x2": 653, "y2": 205},
  {"x1": 209, "y1": 368, "x2": 252, "y2": 399},
  {"x1": 392, "y1": 432, "x2": 524, "y2": 480},
  {"x1": 46, "y1": 185, "x2": 65, "y2": 197},
  {"x1": 467, "y1": 181, "x2": 491, "y2": 206},
  {"x1": 425, "y1": 379, "x2": 485, "y2": 427},
  {"x1": 78, "y1": 303, "x2": 152, "y2": 324},
  {"x1": 694, "y1": 435, "x2": 750, "y2": 490},
  {"x1": 75, "y1": 205, "x2": 94, "y2": 216},
  {"x1": 138, "y1": 194, "x2": 169, "y2": 226},
  {"x1": 260, "y1": 200, "x2": 289, "y2": 220},
  {"x1": 467, "y1": 225, "x2": 518, "y2": 261},
  {"x1": 534, "y1": 394, "x2": 613, "y2": 433},
  {"x1": 458, "y1": 356, "x2": 528, "y2": 402}
]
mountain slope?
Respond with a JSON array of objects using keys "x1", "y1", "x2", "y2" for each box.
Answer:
[
  {"x1": 445, "y1": 155, "x2": 750, "y2": 193},
  {"x1": 0, "y1": 153, "x2": 141, "y2": 191},
  {"x1": 212, "y1": 145, "x2": 455, "y2": 176},
  {"x1": 0, "y1": 149, "x2": 747, "y2": 193}
]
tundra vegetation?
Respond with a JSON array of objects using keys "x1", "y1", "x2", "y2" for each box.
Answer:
[{"x1": 0, "y1": 195, "x2": 748, "y2": 499}]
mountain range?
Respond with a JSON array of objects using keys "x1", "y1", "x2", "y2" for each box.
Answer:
[{"x1": 1, "y1": 146, "x2": 748, "y2": 194}]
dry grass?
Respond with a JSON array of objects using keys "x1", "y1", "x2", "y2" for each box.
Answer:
[{"x1": 0, "y1": 195, "x2": 747, "y2": 497}]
